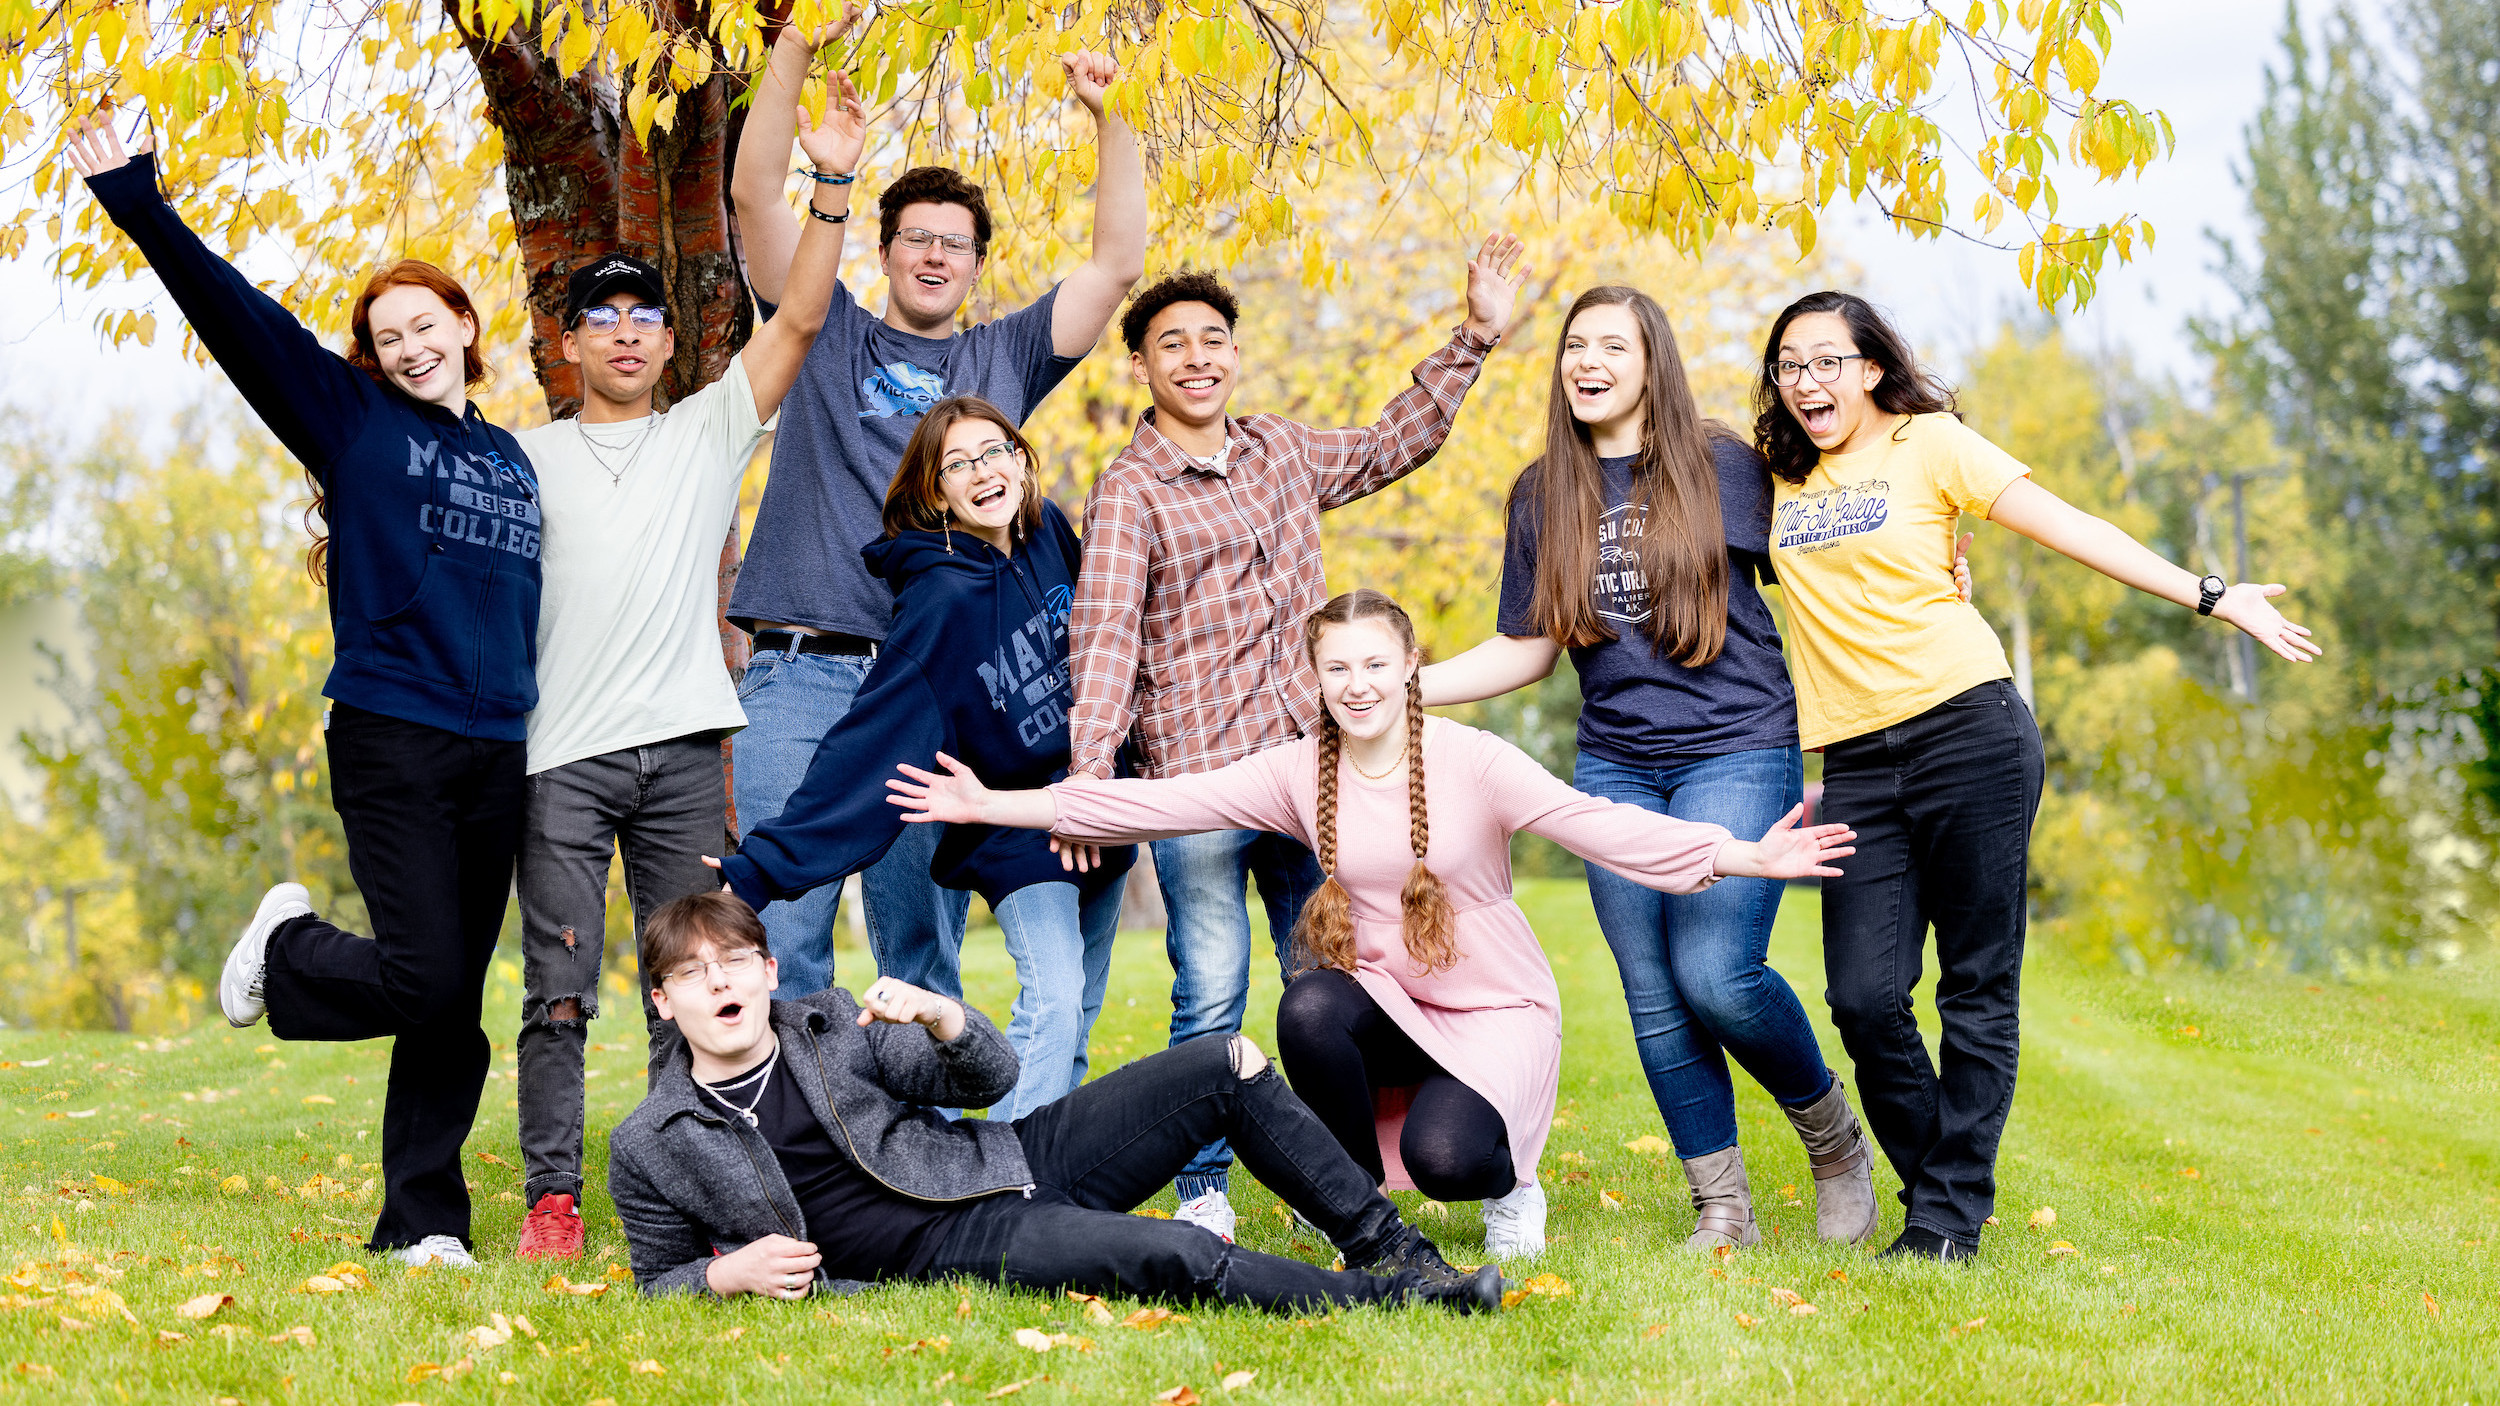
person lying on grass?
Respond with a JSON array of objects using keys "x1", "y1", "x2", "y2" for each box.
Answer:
[
  {"x1": 604, "y1": 889, "x2": 1507, "y2": 1313},
  {"x1": 885, "y1": 587, "x2": 1859, "y2": 1264}
]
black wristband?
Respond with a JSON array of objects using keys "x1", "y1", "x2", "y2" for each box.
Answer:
[
  {"x1": 805, "y1": 168, "x2": 856, "y2": 186},
  {"x1": 807, "y1": 205, "x2": 849, "y2": 225}
]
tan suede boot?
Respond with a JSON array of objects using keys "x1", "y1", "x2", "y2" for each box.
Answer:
[
  {"x1": 1781, "y1": 1076, "x2": 1880, "y2": 1245},
  {"x1": 1680, "y1": 1144, "x2": 1762, "y2": 1249}
]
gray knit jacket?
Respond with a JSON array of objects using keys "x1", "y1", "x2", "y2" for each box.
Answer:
[{"x1": 605, "y1": 988, "x2": 1030, "y2": 1297}]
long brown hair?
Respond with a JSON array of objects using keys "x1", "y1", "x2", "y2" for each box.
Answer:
[
  {"x1": 1291, "y1": 589, "x2": 1459, "y2": 979},
  {"x1": 883, "y1": 395, "x2": 1045, "y2": 544},
  {"x1": 1509, "y1": 286, "x2": 1730, "y2": 666},
  {"x1": 303, "y1": 260, "x2": 487, "y2": 585},
  {"x1": 1751, "y1": 290, "x2": 1959, "y2": 486}
]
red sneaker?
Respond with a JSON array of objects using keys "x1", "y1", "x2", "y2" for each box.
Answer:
[{"x1": 516, "y1": 1193, "x2": 584, "y2": 1261}]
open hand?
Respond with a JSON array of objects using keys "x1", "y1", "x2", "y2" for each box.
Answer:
[
  {"x1": 1460, "y1": 233, "x2": 1531, "y2": 343},
  {"x1": 63, "y1": 113, "x2": 152, "y2": 181},
  {"x1": 704, "y1": 1232, "x2": 822, "y2": 1299},
  {"x1": 796, "y1": 68, "x2": 868, "y2": 176},
  {"x1": 887, "y1": 752, "x2": 993, "y2": 824},
  {"x1": 1747, "y1": 804, "x2": 1856, "y2": 881},
  {"x1": 1046, "y1": 836, "x2": 1104, "y2": 873},
  {"x1": 2212, "y1": 582, "x2": 2321, "y2": 663},
  {"x1": 1060, "y1": 51, "x2": 1118, "y2": 116},
  {"x1": 1953, "y1": 531, "x2": 1974, "y2": 604}
]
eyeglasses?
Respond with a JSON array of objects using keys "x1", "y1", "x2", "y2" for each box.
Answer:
[
  {"x1": 1772, "y1": 353, "x2": 1867, "y2": 387},
  {"x1": 941, "y1": 442, "x2": 1023, "y2": 480},
  {"x1": 892, "y1": 228, "x2": 979, "y2": 258},
  {"x1": 659, "y1": 948, "x2": 763, "y2": 989},
  {"x1": 575, "y1": 303, "x2": 669, "y2": 333}
]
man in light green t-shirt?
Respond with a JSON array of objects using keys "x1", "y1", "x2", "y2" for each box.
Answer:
[{"x1": 503, "y1": 74, "x2": 868, "y2": 1263}]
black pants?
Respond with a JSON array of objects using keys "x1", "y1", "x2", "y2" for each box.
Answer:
[
  {"x1": 1819, "y1": 679, "x2": 2043, "y2": 1243},
  {"x1": 926, "y1": 1035, "x2": 1418, "y2": 1312},
  {"x1": 261, "y1": 703, "x2": 525, "y2": 1251},
  {"x1": 515, "y1": 734, "x2": 722, "y2": 1204},
  {"x1": 1271, "y1": 970, "x2": 1515, "y2": 1203}
]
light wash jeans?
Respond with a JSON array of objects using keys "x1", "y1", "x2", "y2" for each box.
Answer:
[
  {"x1": 730, "y1": 647, "x2": 971, "y2": 999},
  {"x1": 993, "y1": 879, "x2": 1127, "y2": 1120},
  {"x1": 1151, "y1": 827, "x2": 1325, "y2": 1199},
  {"x1": 1574, "y1": 746, "x2": 1830, "y2": 1158}
]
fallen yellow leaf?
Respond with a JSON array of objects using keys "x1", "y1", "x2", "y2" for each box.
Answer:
[
  {"x1": 1221, "y1": 1368, "x2": 1257, "y2": 1390},
  {"x1": 1417, "y1": 1200, "x2": 1447, "y2": 1219},
  {"x1": 629, "y1": 1360, "x2": 665, "y2": 1376},
  {"x1": 1768, "y1": 1287, "x2": 1805, "y2": 1307},
  {"x1": 1132, "y1": 1207, "x2": 1173, "y2": 1219},
  {"x1": 1622, "y1": 1135, "x2": 1673, "y2": 1156},
  {"x1": 1599, "y1": 1190, "x2": 1626, "y2": 1211},
  {"x1": 2423, "y1": 1292, "x2": 2440, "y2": 1319},
  {"x1": 1789, "y1": 1302, "x2": 1818, "y2": 1316},
  {"x1": 1012, "y1": 1327, "x2": 1054, "y2": 1352},
  {"x1": 985, "y1": 1378, "x2": 1041, "y2": 1399},
  {"x1": 218, "y1": 1177, "x2": 248, "y2": 1196},
  {"x1": 1827, "y1": 1270, "x2": 1850, "y2": 1282},
  {"x1": 301, "y1": 1096, "x2": 336, "y2": 1106},
  {"x1": 717, "y1": 1326, "x2": 746, "y2": 1343},
  {"x1": 540, "y1": 1274, "x2": 607, "y2": 1297},
  {"x1": 269, "y1": 1326, "x2": 315, "y2": 1346},
  {"x1": 1155, "y1": 1387, "x2": 1202, "y2": 1406},
  {"x1": 156, "y1": 1330, "x2": 186, "y2": 1345},
  {"x1": 2178, "y1": 1167, "x2": 2202, "y2": 1180},
  {"x1": 2046, "y1": 1241, "x2": 2080, "y2": 1258},
  {"x1": 174, "y1": 1293, "x2": 233, "y2": 1321},
  {"x1": 1122, "y1": 1306, "x2": 1176, "y2": 1330},
  {"x1": 405, "y1": 1362, "x2": 442, "y2": 1385},
  {"x1": 2027, "y1": 1207, "x2": 2057, "y2": 1230},
  {"x1": 302, "y1": 1276, "x2": 349, "y2": 1294},
  {"x1": 1734, "y1": 1312, "x2": 1761, "y2": 1329},
  {"x1": 956, "y1": 1294, "x2": 972, "y2": 1318}
]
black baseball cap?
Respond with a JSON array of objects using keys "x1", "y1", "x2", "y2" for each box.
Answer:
[{"x1": 564, "y1": 254, "x2": 668, "y2": 324}]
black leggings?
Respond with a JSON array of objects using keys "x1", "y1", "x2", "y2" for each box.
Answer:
[{"x1": 1272, "y1": 969, "x2": 1515, "y2": 1202}]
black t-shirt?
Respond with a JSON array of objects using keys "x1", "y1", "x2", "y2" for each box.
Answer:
[
  {"x1": 703, "y1": 1054, "x2": 961, "y2": 1282},
  {"x1": 1496, "y1": 439, "x2": 1799, "y2": 767}
]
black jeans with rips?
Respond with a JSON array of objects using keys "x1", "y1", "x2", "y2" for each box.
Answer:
[
  {"x1": 1818, "y1": 678, "x2": 2044, "y2": 1245},
  {"x1": 514, "y1": 733, "x2": 724, "y2": 1205},
  {"x1": 924, "y1": 1035, "x2": 1421, "y2": 1312},
  {"x1": 261, "y1": 703, "x2": 525, "y2": 1252}
]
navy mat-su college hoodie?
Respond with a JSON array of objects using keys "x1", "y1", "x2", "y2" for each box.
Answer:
[
  {"x1": 720, "y1": 500, "x2": 1134, "y2": 910},
  {"x1": 88, "y1": 155, "x2": 540, "y2": 740}
]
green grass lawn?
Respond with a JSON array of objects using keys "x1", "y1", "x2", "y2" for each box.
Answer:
[{"x1": 2, "y1": 883, "x2": 2493, "y2": 1403}]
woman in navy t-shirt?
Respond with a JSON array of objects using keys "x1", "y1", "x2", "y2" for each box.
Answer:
[{"x1": 1425, "y1": 286, "x2": 1932, "y2": 1252}]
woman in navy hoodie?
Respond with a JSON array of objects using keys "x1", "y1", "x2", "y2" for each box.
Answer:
[
  {"x1": 714, "y1": 396, "x2": 1132, "y2": 1119},
  {"x1": 70, "y1": 118, "x2": 540, "y2": 1269}
]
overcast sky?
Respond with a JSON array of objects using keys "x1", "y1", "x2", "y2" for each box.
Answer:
[{"x1": 0, "y1": 1, "x2": 2380, "y2": 426}]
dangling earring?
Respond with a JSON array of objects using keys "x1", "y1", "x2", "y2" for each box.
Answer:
[{"x1": 942, "y1": 508, "x2": 953, "y2": 554}]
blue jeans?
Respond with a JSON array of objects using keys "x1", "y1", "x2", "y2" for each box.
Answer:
[
  {"x1": 1151, "y1": 827, "x2": 1324, "y2": 1198},
  {"x1": 993, "y1": 879, "x2": 1127, "y2": 1120},
  {"x1": 1574, "y1": 746, "x2": 1831, "y2": 1158},
  {"x1": 730, "y1": 648, "x2": 972, "y2": 999}
]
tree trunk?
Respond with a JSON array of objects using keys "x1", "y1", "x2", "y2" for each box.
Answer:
[{"x1": 451, "y1": 1, "x2": 773, "y2": 838}]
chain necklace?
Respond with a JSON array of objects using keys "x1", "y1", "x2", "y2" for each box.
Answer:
[
  {"x1": 578, "y1": 409, "x2": 664, "y2": 487},
  {"x1": 698, "y1": 1037, "x2": 780, "y2": 1128},
  {"x1": 1348, "y1": 742, "x2": 1408, "y2": 780}
]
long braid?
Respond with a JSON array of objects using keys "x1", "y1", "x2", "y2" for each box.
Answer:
[
  {"x1": 1397, "y1": 673, "x2": 1459, "y2": 975},
  {"x1": 1291, "y1": 714, "x2": 1357, "y2": 974}
]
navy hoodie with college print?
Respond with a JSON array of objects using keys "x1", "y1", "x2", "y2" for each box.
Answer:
[
  {"x1": 87, "y1": 155, "x2": 541, "y2": 740},
  {"x1": 720, "y1": 500, "x2": 1134, "y2": 911}
]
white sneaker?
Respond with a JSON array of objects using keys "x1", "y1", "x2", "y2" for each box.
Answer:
[
  {"x1": 221, "y1": 883, "x2": 311, "y2": 1027},
  {"x1": 1481, "y1": 1180, "x2": 1546, "y2": 1261},
  {"x1": 393, "y1": 1235, "x2": 477, "y2": 1269},
  {"x1": 1174, "y1": 1189, "x2": 1237, "y2": 1243}
]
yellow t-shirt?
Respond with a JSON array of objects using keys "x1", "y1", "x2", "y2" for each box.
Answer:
[{"x1": 1768, "y1": 413, "x2": 2029, "y2": 748}]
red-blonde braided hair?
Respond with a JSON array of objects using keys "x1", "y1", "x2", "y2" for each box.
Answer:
[{"x1": 1290, "y1": 589, "x2": 1459, "y2": 978}]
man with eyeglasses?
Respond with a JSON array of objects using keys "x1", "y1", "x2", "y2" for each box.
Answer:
[
  {"x1": 723, "y1": 30, "x2": 1145, "y2": 1014},
  {"x1": 503, "y1": 70, "x2": 871, "y2": 1263}
]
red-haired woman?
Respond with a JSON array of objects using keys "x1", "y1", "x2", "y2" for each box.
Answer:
[
  {"x1": 887, "y1": 589, "x2": 1857, "y2": 1264},
  {"x1": 71, "y1": 117, "x2": 544, "y2": 1268}
]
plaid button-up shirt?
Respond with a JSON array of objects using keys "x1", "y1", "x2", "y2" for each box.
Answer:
[{"x1": 1066, "y1": 329, "x2": 1495, "y2": 779}]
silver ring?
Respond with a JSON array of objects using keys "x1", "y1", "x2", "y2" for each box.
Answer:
[{"x1": 784, "y1": 1275, "x2": 800, "y2": 1291}]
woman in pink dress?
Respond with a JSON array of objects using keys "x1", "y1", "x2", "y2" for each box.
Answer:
[{"x1": 886, "y1": 589, "x2": 1855, "y2": 1263}]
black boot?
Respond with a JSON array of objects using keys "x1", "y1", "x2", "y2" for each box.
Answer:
[
  {"x1": 1351, "y1": 1223, "x2": 1471, "y2": 1291},
  {"x1": 1877, "y1": 1226, "x2": 1978, "y2": 1262},
  {"x1": 1415, "y1": 1263, "x2": 1508, "y2": 1314}
]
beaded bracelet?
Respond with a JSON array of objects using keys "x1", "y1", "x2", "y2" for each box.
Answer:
[{"x1": 805, "y1": 169, "x2": 856, "y2": 186}]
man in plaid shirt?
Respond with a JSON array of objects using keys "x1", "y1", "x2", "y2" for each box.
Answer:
[{"x1": 1063, "y1": 239, "x2": 1531, "y2": 1238}]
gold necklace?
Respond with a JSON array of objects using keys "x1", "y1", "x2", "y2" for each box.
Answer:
[{"x1": 1347, "y1": 742, "x2": 1408, "y2": 780}]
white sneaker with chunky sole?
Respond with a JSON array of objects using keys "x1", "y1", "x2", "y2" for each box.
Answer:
[
  {"x1": 1174, "y1": 1189, "x2": 1237, "y2": 1243},
  {"x1": 1481, "y1": 1179, "x2": 1547, "y2": 1261},
  {"x1": 221, "y1": 882, "x2": 311, "y2": 1028},
  {"x1": 393, "y1": 1235, "x2": 477, "y2": 1269}
]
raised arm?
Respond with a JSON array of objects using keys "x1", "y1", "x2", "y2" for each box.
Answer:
[
  {"x1": 737, "y1": 67, "x2": 867, "y2": 419},
  {"x1": 730, "y1": 9, "x2": 860, "y2": 307},
  {"x1": 1304, "y1": 235, "x2": 1531, "y2": 511},
  {"x1": 67, "y1": 118, "x2": 371, "y2": 472},
  {"x1": 1419, "y1": 633, "x2": 1562, "y2": 707},
  {"x1": 1063, "y1": 478, "x2": 1151, "y2": 779},
  {"x1": 1048, "y1": 51, "x2": 1148, "y2": 358},
  {"x1": 1985, "y1": 477, "x2": 2318, "y2": 663}
]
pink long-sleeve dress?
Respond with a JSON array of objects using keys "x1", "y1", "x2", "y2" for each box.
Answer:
[{"x1": 1048, "y1": 717, "x2": 1732, "y2": 1192}]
